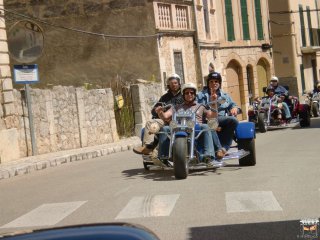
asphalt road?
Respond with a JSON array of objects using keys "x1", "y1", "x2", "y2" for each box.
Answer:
[{"x1": 0, "y1": 117, "x2": 320, "y2": 240}]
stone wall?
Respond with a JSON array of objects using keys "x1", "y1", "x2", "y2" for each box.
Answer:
[
  {"x1": 131, "y1": 83, "x2": 163, "y2": 136},
  {"x1": 1, "y1": 86, "x2": 119, "y2": 161}
]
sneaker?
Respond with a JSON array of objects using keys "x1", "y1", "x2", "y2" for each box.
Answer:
[{"x1": 133, "y1": 146, "x2": 153, "y2": 155}]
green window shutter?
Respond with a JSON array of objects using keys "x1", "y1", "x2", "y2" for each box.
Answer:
[
  {"x1": 225, "y1": 0, "x2": 235, "y2": 41},
  {"x1": 300, "y1": 64, "x2": 306, "y2": 93},
  {"x1": 254, "y1": 0, "x2": 264, "y2": 40},
  {"x1": 241, "y1": 0, "x2": 250, "y2": 40},
  {"x1": 307, "y1": 6, "x2": 314, "y2": 46},
  {"x1": 299, "y1": 5, "x2": 306, "y2": 47}
]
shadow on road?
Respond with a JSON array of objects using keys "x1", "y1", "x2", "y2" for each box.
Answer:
[
  {"x1": 121, "y1": 168, "x2": 176, "y2": 181},
  {"x1": 188, "y1": 219, "x2": 308, "y2": 240},
  {"x1": 121, "y1": 163, "x2": 244, "y2": 181}
]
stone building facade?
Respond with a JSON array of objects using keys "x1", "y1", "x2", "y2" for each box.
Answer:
[
  {"x1": 193, "y1": 0, "x2": 273, "y2": 120},
  {"x1": 269, "y1": 0, "x2": 320, "y2": 97}
]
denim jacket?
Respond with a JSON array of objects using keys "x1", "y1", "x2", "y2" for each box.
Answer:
[
  {"x1": 272, "y1": 85, "x2": 289, "y2": 97},
  {"x1": 197, "y1": 87, "x2": 237, "y2": 116}
]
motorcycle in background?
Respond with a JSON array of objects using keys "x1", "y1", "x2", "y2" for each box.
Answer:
[
  {"x1": 247, "y1": 99, "x2": 267, "y2": 133},
  {"x1": 303, "y1": 91, "x2": 320, "y2": 117},
  {"x1": 248, "y1": 87, "x2": 310, "y2": 131}
]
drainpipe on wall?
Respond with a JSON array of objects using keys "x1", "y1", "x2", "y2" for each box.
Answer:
[{"x1": 192, "y1": 0, "x2": 205, "y2": 87}]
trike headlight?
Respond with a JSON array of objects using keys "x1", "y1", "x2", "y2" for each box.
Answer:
[
  {"x1": 170, "y1": 120, "x2": 178, "y2": 129},
  {"x1": 186, "y1": 120, "x2": 195, "y2": 128},
  {"x1": 208, "y1": 118, "x2": 219, "y2": 130}
]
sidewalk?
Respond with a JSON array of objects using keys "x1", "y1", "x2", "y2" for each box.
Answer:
[{"x1": 0, "y1": 137, "x2": 141, "y2": 181}]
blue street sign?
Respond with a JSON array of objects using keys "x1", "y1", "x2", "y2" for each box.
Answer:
[{"x1": 13, "y1": 64, "x2": 39, "y2": 84}]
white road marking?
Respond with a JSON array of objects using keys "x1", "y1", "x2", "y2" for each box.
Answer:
[
  {"x1": 225, "y1": 191, "x2": 282, "y2": 213},
  {"x1": 115, "y1": 194, "x2": 180, "y2": 219},
  {"x1": 1, "y1": 201, "x2": 87, "y2": 229}
]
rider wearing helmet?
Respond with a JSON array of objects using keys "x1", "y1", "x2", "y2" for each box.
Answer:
[
  {"x1": 197, "y1": 71, "x2": 239, "y2": 152},
  {"x1": 261, "y1": 86, "x2": 279, "y2": 107},
  {"x1": 151, "y1": 73, "x2": 183, "y2": 118},
  {"x1": 269, "y1": 76, "x2": 291, "y2": 121},
  {"x1": 314, "y1": 82, "x2": 320, "y2": 93},
  {"x1": 260, "y1": 86, "x2": 285, "y2": 120},
  {"x1": 156, "y1": 83, "x2": 222, "y2": 166},
  {"x1": 133, "y1": 73, "x2": 183, "y2": 155},
  {"x1": 311, "y1": 82, "x2": 320, "y2": 105},
  {"x1": 270, "y1": 76, "x2": 289, "y2": 97}
]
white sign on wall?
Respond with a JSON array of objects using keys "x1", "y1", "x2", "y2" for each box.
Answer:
[{"x1": 13, "y1": 64, "x2": 39, "y2": 84}]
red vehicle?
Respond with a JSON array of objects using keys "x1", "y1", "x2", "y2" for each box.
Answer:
[{"x1": 248, "y1": 87, "x2": 310, "y2": 132}]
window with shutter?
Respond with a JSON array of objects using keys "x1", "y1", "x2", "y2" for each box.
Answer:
[
  {"x1": 254, "y1": 0, "x2": 263, "y2": 40},
  {"x1": 307, "y1": 6, "x2": 314, "y2": 46},
  {"x1": 300, "y1": 64, "x2": 306, "y2": 93},
  {"x1": 203, "y1": 0, "x2": 210, "y2": 34},
  {"x1": 174, "y1": 52, "x2": 185, "y2": 84},
  {"x1": 299, "y1": 5, "x2": 306, "y2": 47},
  {"x1": 240, "y1": 0, "x2": 250, "y2": 40},
  {"x1": 225, "y1": 0, "x2": 235, "y2": 41}
]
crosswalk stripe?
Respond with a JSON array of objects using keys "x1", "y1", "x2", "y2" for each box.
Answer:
[
  {"x1": 1, "y1": 201, "x2": 87, "y2": 229},
  {"x1": 115, "y1": 194, "x2": 180, "y2": 219},
  {"x1": 225, "y1": 191, "x2": 282, "y2": 213}
]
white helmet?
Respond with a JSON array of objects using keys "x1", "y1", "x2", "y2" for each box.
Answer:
[
  {"x1": 167, "y1": 73, "x2": 181, "y2": 84},
  {"x1": 181, "y1": 83, "x2": 197, "y2": 94},
  {"x1": 270, "y1": 76, "x2": 279, "y2": 82},
  {"x1": 317, "y1": 82, "x2": 320, "y2": 88}
]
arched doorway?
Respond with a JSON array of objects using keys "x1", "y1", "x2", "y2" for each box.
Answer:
[
  {"x1": 226, "y1": 60, "x2": 245, "y2": 120},
  {"x1": 246, "y1": 65, "x2": 255, "y2": 104},
  {"x1": 257, "y1": 59, "x2": 269, "y2": 97}
]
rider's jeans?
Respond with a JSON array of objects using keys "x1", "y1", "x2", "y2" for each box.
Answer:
[
  {"x1": 211, "y1": 130, "x2": 222, "y2": 152},
  {"x1": 217, "y1": 116, "x2": 239, "y2": 151},
  {"x1": 281, "y1": 102, "x2": 291, "y2": 119},
  {"x1": 158, "y1": 124, "x2": 215, "y2": 159}
]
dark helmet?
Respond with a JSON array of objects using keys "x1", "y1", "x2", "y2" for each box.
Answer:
[
  {"x1": 266, "y1": 86, "x2": 275, "y2": 93},
  {"x1": 207, "y1": 71, "x2": 222, "y2": 86}
]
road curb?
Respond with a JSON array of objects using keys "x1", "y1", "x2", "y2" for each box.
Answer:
[{"x1": 0, "y1": 137, "x2": 141, "y2": 181}]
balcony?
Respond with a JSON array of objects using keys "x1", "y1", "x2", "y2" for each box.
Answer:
[{"x1": 154, "y1": 2, "x2": 192, "y2": 31}]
